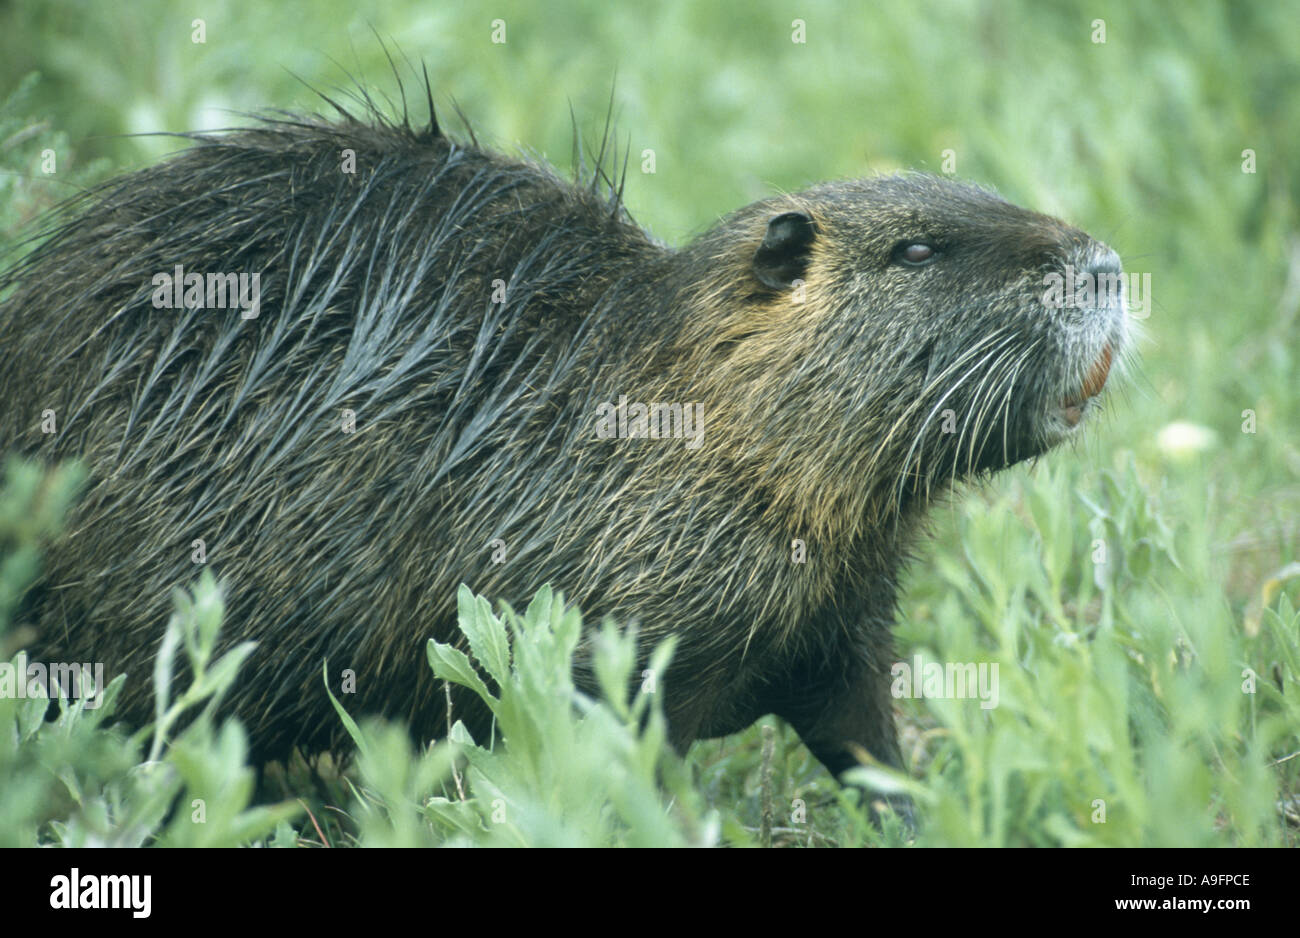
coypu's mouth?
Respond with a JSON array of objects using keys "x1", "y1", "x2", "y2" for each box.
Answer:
[{"x1": 1058, "y1": 343, "x2": 1113, "y2": 427}]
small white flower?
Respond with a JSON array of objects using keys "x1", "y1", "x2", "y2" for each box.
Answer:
[{"x1": 1156, "y1": 421, "x2": 1217, "y2": 459}]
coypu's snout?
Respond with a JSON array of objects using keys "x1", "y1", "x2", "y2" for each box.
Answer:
[{"x1": 1047, "y1": 242, "x2": 1127, "y2": 433}]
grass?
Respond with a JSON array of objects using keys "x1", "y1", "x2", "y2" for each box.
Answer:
[{"x1": 0, "y1": 0, "x2": 1296, "y2": 846}]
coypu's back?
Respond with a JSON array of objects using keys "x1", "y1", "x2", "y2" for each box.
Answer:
[
  {"x1": 2, "y1": 89, "x2": 1127, "y2": 777},
  {"x1": 0, "y1": 108, "x2": 680, "y2": 755}
]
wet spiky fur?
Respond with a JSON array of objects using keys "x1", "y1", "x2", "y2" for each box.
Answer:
[{"x1": 1, "y1": 80, "x2": 1126, "y2": 776}]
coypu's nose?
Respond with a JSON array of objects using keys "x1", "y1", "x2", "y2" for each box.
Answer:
[
  {"x1": 1080, "y1": 248, "x2": 1122, "y2": 280},
  {"x1": 1069, "y1": 246, "x2": 1124, "y2": 309}
]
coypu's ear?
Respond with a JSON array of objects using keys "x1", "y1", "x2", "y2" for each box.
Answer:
[{"x1": 753, "y1": 211, "x2": 817, "y2": 289}]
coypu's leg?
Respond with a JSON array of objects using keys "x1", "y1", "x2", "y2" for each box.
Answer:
[{"x1": 770, "y1": 629, "x2": 916, "y2": 832}]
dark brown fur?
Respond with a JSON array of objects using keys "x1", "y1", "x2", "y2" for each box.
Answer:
[{"x1": 0, "y1": 86, "x2": 1127, "y2": 784}]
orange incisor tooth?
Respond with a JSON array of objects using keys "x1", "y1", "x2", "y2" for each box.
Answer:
[{"x1": 1081, "y1": 343, "x2": 1113, "y2": 400}]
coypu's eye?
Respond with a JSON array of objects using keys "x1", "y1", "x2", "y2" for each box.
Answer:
[{"x1": 893, "y1": 241, "x2": 938, "y2": 267}]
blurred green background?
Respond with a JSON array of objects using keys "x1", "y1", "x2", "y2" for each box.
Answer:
[{"x1": 1, "y1": 0, "x2": 1296, "y2": 846}]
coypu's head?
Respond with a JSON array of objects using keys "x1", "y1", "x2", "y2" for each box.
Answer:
[{"x1": 677, "y1": 173, "x2": 1128, "y2": 518}]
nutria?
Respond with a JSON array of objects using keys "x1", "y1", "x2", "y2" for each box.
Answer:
[{"x1": 0, "y1": 82, "x2": 1127, "y2": 793}]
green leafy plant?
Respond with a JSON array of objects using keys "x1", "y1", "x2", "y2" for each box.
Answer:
[
  {"x1": 0, "y1": 458, "x2": 300, "y2": 847},
  {"x1": 330, "y1": 585, "x2": 719, "y2": 847}
]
